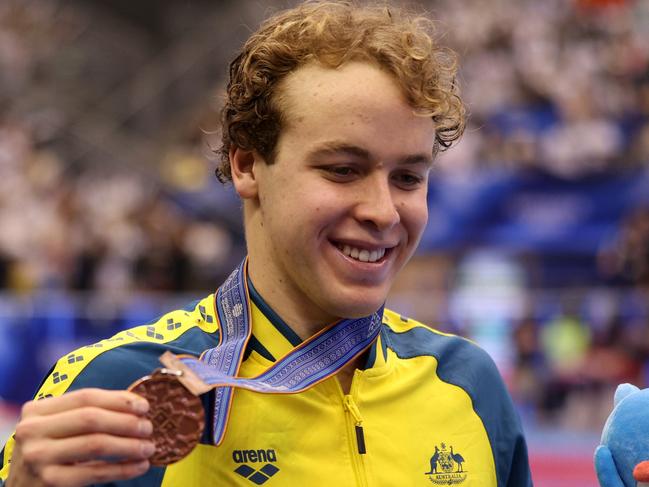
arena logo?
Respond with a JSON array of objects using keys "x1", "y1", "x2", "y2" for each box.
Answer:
[
  {"x1": 233, "y1": 449, "x2": 280, "y2": 485},
  {"x1": 424, "y1": 442, "x2": 468, "y2": 485}
]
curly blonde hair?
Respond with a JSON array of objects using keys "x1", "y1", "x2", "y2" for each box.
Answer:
[{"x1": 217, "y1": 0, "x2": 465, "y2": 182}]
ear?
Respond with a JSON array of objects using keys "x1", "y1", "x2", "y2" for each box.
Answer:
[
  {"x1": 230, "y1": 146, "x2": 261, "y2": 199},
  {"x1": 614, "y1": 383, "x2": 639, "y2": 407}
]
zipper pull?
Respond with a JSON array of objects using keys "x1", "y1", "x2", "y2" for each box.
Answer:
[{"x1": 343, "y1": 395, "x2": 367, "y2": 454}]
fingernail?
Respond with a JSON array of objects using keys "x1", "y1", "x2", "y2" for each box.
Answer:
[
  {"x1": 138, "y1": 420, "x2": 153, "y2": 436},
  {"x1": 134, "y1": 399, "x2": 149, "y2": 414},
  {"x1": 141, "y1": 442, "x2": 156, "y2": 457}
]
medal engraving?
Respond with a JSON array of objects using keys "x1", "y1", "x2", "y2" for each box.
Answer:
[{"x1": 128, "y1": 369, "x2": 204, "y2": 465}]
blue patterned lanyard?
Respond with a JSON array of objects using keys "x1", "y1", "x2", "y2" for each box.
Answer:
[{"x1": 162, "y1": 258, "x2": 384, "y2": 446}]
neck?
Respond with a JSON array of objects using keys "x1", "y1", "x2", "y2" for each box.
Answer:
[
  {"x1": 247, "y1": 256, "x2": 337, "y2": 340},
  {"x1": 246, "y1": 274, "x2": 372, "y2": 391}
]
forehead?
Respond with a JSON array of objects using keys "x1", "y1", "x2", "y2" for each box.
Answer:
[
  {"x1": 275, "y1": 62, "x2": 435, "y2": 156},
  {"x1": 279, "y1": 61, "x2": 405, "y2": 120}
]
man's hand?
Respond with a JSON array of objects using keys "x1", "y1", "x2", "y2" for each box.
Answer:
[{"x1": 6, "y1": 388, "x2": 154, "y2": 487}]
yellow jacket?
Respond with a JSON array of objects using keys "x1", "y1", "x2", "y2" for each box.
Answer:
[{"x1": 1, "y1": 289, "x2": 531, "y2": 486}]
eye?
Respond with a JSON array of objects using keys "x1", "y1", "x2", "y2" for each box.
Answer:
[
  {"x1": 393, "y1": 171, "x2": 425, "y2": 189},
  {"x1": 330, "y1": 166, "x2": 354, "y2": 176},
  {"x1": 321, "y1": 165, "x2": 360, "y2": 181}
]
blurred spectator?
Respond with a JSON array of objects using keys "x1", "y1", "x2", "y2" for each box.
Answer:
[
  {"x1": 541, "y1": 310, "x2": 592, "y2": 376},
  {"x1": 538, "y1": 308, "x2": 592, "y2": 420},
  {"x1": 511, "y1": 315, "x2": 545, "y2": 416},
  {"x1": 599, "y1": 208, "x2": 649, "y2": 287}
]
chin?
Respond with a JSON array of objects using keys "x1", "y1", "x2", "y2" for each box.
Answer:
[{"x1": 326, "y1": 292, "x2": 386, "y2": 319}]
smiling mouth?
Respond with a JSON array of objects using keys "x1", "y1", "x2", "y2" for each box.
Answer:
[{"x1": 333, "y1": 242, "x2": 392, "y2": 263}]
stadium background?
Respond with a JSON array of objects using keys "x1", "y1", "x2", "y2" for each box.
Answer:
[{"x1": 1, "y1": 0, "x2": 649, "y2": 485}]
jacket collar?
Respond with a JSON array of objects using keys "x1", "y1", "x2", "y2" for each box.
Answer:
[{"x1": 244, "y1": 279, "x2": 386, "y2": 370}]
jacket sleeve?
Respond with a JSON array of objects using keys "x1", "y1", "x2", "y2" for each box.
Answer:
[
  {"x1": 1, "y1": 436, "x2": 13, "y2": 483},
  {"x1": 0, "y1": 300, "x2": 215, "y2": 486},
  {"x1": 438, "y1": 335, "x2": 533, "y2": 486},
  {"x1": 506, "y1": 427, "x2": 533, "y2": 486},
  {"x1": 474, "y1": 347, "x2": 532, "y2": 487}
]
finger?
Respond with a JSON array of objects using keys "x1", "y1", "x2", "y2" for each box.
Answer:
[
  {"x1": 21, "y1": 388, "x2": 149, "y2": 418},
  {"x1": 18, "y1": 407, "x2": 152, "y2": 440},
  {"x1": 39, "y1": 460, "x2": 150, "y2": 487},
  {"x1": 22, "y1": 434, "x2": 155, "y2": 465}
]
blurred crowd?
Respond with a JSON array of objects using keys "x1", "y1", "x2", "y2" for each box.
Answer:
[
  {"x1": 0, "y1": 123, "x2": 243, "y2": 294},
  {"x1": 1, "y1": 0, "x2": 649, "y2": 431},
  {"x1": 438, "y1": 0, "x2": 649, "y2": 178}
]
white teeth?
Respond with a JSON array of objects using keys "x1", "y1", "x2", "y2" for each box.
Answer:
[{"x1": 338, "y1": 244, "x2": 386, "y2": 263}]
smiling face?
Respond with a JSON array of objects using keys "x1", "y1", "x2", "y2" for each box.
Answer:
[{"x1": 232, "y1": 62, "x2": 435, "y2": 329}]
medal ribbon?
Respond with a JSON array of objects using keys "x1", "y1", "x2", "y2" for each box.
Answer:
[{"x1": 161, "y1": 258, "x2": 384, "y2": 446}]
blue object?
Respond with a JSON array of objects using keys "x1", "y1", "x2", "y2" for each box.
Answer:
[{"x1": 595, "y1": 383, "x2": 649, "y2": 486}]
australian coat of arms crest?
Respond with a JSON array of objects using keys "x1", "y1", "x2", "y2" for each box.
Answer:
[{"x1": 425, "y1": 443, "x2": 468, "y2": 485}]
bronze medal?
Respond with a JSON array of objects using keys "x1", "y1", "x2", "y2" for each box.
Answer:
[{"x1": 128, "y1": 368, "x2": 205, "y2": 466}]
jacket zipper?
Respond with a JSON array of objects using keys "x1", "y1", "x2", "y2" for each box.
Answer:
[{"x1": 343, "y1": 394, "x2": 368, "y2": 487}]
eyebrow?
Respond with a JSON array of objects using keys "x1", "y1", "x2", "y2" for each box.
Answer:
[{"x1": 306, "y1": 141, "x2": 434, "y2": 166}]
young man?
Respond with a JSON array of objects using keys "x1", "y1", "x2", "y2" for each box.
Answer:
[{"x1": 0, "y1": 2, "x2": 531, "y2": 486}]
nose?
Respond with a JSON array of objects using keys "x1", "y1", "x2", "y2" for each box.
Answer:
[{"x1": 354, "y1": 175, "x2": 400, "y2": 231}]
